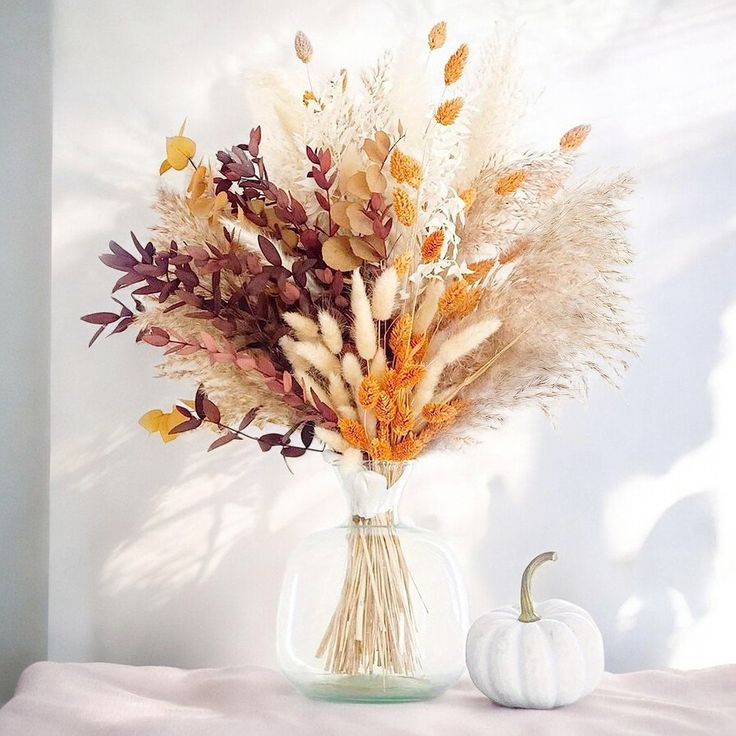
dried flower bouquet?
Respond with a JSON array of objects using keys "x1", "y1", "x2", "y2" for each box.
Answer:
[{"x1": 83, "y1": 23, "x2": 637, "y2": 682}]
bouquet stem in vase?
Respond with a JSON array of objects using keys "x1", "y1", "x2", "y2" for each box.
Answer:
[{"x1": 277, "y1": 459, "x2": 468, "y2": 702}]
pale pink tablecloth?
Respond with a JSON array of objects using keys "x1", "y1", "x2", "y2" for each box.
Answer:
[{"x1": 0, "y1": 662, "x2": 735, "y2": 735}]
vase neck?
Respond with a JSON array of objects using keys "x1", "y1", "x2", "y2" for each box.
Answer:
[{"x1": 332, "y1": 460, "x2": 413, "y2": 524}]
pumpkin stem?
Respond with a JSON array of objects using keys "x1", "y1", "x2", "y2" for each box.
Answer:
[{"x1": 518, "y1": 551, "x2": 558, "y2": 623}]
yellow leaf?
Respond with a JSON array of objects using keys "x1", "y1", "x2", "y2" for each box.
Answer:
[
  {"x1": 165, "y1": 135, "x2": 196, "y2": 170},
  {"x1": 159, "y1": 159, "x2": 172, "y2": 175},
  {"x1": 159, "y1": 409, "x2": 186, "y2": 443},
  {"x1": 139, "y1": 409, "x2": 164, "y2": 433}
]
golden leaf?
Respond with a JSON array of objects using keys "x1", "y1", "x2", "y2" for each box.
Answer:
[
  {"x1": 346, "y1": 171, "x2": 372, "y2": 200},
  {"x1": 161, "y1": 127, "x2": 196, "y2": 173},
  {"x1": 362, "y1": 138, "x2": 384, "y2": 164},
  {"x1": 330, "y1": 200, "x2": 352, "y2": 229},
  {"x1": 347, "y1": 206, "x2": 375, "y2": 236},
  {"x1": 139, "y1": 409, "x2": 164, "y2": 433},
  {"x1": 375, "y1": 131, "x2": 390, "y2": 158},
  {"x1": 322, "y1": 236, "x2": 363, "y2": 271},
  {"x1": 365, "y1": 163, "x2": 387, "y2": 194},
  {"x1": 349, "y1": 236, "x2": 381, "y2": 262},
  {"x1": 159, "y1": 409, "x2": 186, "y2": 443}
]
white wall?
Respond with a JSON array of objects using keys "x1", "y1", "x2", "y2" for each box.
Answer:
[
  {"x1": 49, "y1": 0, "x2": 736, "y2": 674},
  {"x1": 0, "y1": 0, "x2": 51, "y2": 702}
]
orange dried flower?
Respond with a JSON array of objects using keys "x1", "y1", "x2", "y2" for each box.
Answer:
[
  {"x1": 369, "y1": 437, "x2": 393, "y2": 461},
  {"x1": 466, "y1": 259, "x2": 493, "y2": 284},
  {"x1": 495, "y1": 170, "x2": 526, "y2": 196},
  {"x1": 393, "y1": 250, "x2": 412, "y2": 279},
  {"x1": 499, "y1": 238, "x2": 529, "y2": 264},
  {"x1": 389, "y1": 314, "x2": 413, "y2": 354},
  {"x1": 560, "y1": 124, "x2": 591, "y2": 151},
  {"x1": 392, "y1": 186, "x2": 417, "y2": 226},
  {"x1": 444, "y1": 43, "x2": 469, "y2": 85},
  {"x1": 374, "y1": 392, "x2": 397, "y2": 423},
  {"x1": 435, "y1": 97, "x2": 463, "y2": 126},
  {"x1": 459, "y1": 188, "x2": 477, "y2": 209},
  {"x1": 410, "y1": 332, "x2": 427, "y2": 362},
  {"x1": 428, "y1": 21, "x2": 447, "y2": 50},
  {"x1": 392, "y1": 433, "x2": 425, "y2": 461},
  {"x1": 338, "y1": 416, "x2": 369, "y2": 450},
  {"x1": 396, "y1": 362, "x2": 426, "y2": 390},
  {"x1": 390, "y1": 393, "x2": 414, "y2": 438},
  {"x1": 380, "y1": 369, "x2": 399, "y2": 395},
  {"x1": 421, "y1": 229, "x2": 445, "y2": 263},
  {"x1": 438, "y1": 279, "x2": 481, "y2": 321},
  {"x1": 390, "y1": 149, "x2": 422, "y2": 188},
  {"x1": 357, "y1": 374, "x2": 381, "y2": 409},
  {"x1": 302, "y1": 90, "x2": 317, "y2": 106},
  {"x1": 421, "y1": 400, "x2": 462, "y2": 430}
]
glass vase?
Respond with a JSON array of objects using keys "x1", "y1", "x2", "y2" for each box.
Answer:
[{"x1": 277, "y1": 457, "x2": 468, "y2": 702}]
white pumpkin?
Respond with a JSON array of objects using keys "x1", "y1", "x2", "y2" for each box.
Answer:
[{"x1": 466, "y1": 552, "x2": 604, "y2": 709}]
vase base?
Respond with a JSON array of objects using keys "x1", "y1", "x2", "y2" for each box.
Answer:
[{"x1": 284, "y1": 672, "x2": 448, "y2": 703}]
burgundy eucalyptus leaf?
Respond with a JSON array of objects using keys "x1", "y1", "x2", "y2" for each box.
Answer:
[
  {"x1": 281, "y1": 445, "x2": 306, "y2": 458},
  {"x1": 169, "y1": 417, "x2": 203, "y2": 434},
  {"x1": 239, "y1": 407, "x2": 260, "y2": 430},
  {"x1": 258, "y1": 235, "x2": 282, "y2": 266},
  {"x1": 207, "y1": 433, "x2": 238, "y2": 452},
  {"x1": 81, "y1": 312, "x2": 119, "y2": 325},
  {"x1": 300, "y1": 421, "x2": 315, "y2": 448},
  {"x1": 202, "y1": 397, "x2": 221, "y2": 423}
]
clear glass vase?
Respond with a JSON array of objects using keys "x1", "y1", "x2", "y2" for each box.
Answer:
[{"x1": 277, "y1": 457, "x2": 468, "y2": 702}]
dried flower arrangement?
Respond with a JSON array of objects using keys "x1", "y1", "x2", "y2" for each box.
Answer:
[{"x1": 83, "y1": 24, "x2": 637, "y2": 682}]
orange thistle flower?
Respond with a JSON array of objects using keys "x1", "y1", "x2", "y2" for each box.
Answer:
[
  {"x1": 390, "y1": 149, "x2": 422, "y2": 188},
  {"x1": 357, "y1": 374, "x2": 381, "y2": 409},
  {"x1": 392, "y1": 432, "x2": 425, "y2": 461},
  {"x1": 428, "y1": 21, "x2": 447, "y2": 50},
  {"x1": 338, "y1": 416, "x2": 369, "y2": 450},
  {"x1": 393, "y1": 250, "x2": 412, "y2": 279},
  {"x1": 499, "y1": 238, "x2": 529, "y2": 264},
  {"x1": 369, "y1": 437, "x2": 393, "y2": 461},
  {"x1": 466, "y1": 259, "x2": 494, "y2": 284},
  {"x1": 438, "y1": 279, "x2": 481, "y2": 321},
  {"x1": 444, "y1": 43, "x2": 469, "y2": 85},
  {"x1": 392, "y1": 186, "x2": 416, "y2": 226},
  {"x1": 459, "y1": 188, "x2": 477, "y2": 209},
  {"x1": 374, "y1": 392, "x2": 397, "y2": 423},
  {"x1": 435, "y1": 97, "x2": 463, "y2": 126},
  {"x1": 421, "y1": 229, "x2": 445, "y2": 263},
  {"x1": 396, "y1": 362, "x2": 426, "y2": 390},
  {"x1": 560, "y1": 124, "x2": 591, "y2": 151},
  {"x1": 495, "y1": 170, "x2": 526, "y2": 196}
]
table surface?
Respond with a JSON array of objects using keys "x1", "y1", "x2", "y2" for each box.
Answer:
[{"x1": 0, "y1": 662, "x2": 735, "y2": 735}]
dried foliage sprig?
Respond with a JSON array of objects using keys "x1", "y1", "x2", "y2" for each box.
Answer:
[{"x1": 83, "y1": 20, "x2": 637, "y2": 468}]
